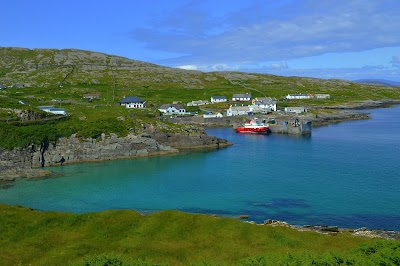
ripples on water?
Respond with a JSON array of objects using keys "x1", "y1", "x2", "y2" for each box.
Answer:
[{"x1": 1, "y1": 106, "x2": 399, "y2": 230}]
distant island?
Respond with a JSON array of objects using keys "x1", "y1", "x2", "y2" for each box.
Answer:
[{"x1": 354, "y1": 79, "x2": 400, "y2": 86}]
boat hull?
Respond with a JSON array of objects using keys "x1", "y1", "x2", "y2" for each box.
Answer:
[{"x1": 236, "y1": 126, "x2": 269, "y2": 134}]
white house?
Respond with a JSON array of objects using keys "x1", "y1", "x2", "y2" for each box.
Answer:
[
  {"x1": 211, "y1": 96, "x2": 227, "y2": 103},
  {"x1": 286, "y1": 94, "x2": 312, "y2": 100},
  {"x1": 248, "y1": 105, "x2": 266, "y2": 114},
  {"x1": 83, "y1": 94, "x2": 100, "y2": 100},
  {"x1": 232, "y1": 93, "x2": 252, "y2": 101},
  {"x1": 284, "y1": 107, "x2": 307, "y2": 114},
  {"x1": 315, "y1": 94, "x2": 331, "y2": 99},
  {"x1": 226, "y1": 105, "x2": 250, "y2": 116},
  {"x1": 203, "y1": 112, "x2": 223, "y2": 118},
  {"x1": 187, "y1": 100, "x2": 209, "y2": 106},
  {"x1": 158, "y1": 104, "x2": 186, "y2": 115},
  {"x1": 119, "y1": 96, "x2": 146, "y2": 108},
  {"x1": 37, "y1": 106, "x2": 67, "y2": 115},
  {"x1": 252, "y1": 97, "x2": 277, "y2": 111}
]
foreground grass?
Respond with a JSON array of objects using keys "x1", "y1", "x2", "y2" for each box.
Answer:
[{"x1": 1, "y1": 204, "x2": 398, "y2": 265}]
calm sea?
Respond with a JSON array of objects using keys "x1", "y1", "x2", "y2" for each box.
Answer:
[{"x1": 1, "y1": 106, "x2": 399, "y2": 230}]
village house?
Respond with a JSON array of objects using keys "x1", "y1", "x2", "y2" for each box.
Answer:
[
  {"x1": 252, "y1": 97, "x2": 277, "y2": 111},
  {"x1": 83, "y1": 94, "x2": 100, "y2": 100},
  {"x1": 210, "y1": 96, "x2": 227, "y2": 103},
  {"x1": 248, "y1": 105, "x2": 265, "y2": 114},
  {"x1": 119, "y1": 96, "x2": 146, "y2": 108},
  {"x1": 187, "y1": 100, "x2": 209, "y2": 106},
  {"x1": 203, "y1": 112, "x2": 223, "y2": 118},
  {"x1": 19, "y1": 100, "x2": 29, "y2": 105},
  {"x1": 284, "y1": 107, "x2": 307, "y2": 114},
  {"x1": 158, "y1": 104, "x2": 186, "y2": 115},
  {"x1": 226, "y1": 105, "x2": 250, "y2": 116},
  {"x1": 232, "y1": 93, "x2": 252, "y2": 101},
  {"x1": 315, "y1": 94, "x2": 331, "y2": 99},
  {"x1": 37, "y1": 106, "x2": 67, "y2": 115},
  {"x1": 286, "y1": 94, "x2": 312, "y2": 100},
  {"x1": 0, "y1": 84, "x2": 5, "y2": 90}
]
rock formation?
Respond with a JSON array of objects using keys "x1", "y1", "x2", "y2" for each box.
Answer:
[{"x1": 0, "y1": 128, "x2": 229, "y2": 183}]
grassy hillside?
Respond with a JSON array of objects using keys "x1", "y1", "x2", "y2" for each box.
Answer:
[
  {"x1": 1, "y1": 204, "x2": 399, "y2": 265},
  {"x1": 1, "y1": 47, "x2": 400, "y2": 149}
]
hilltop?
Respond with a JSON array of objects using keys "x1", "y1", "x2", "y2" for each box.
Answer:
[{"x1": 1, "y1": 47, "x2": 399, "y2": 103}]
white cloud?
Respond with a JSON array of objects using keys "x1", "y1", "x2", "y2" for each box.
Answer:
[
  {"x1": 177, "y1": 65, "x2": 199, "y2": 70},
  {"x1": 132, "y1": 0, "x2": 400, "y2": 66},
  {"x1": 270, "y1": 61, "x2": 288, "y2": 69},
  {"x1": 391, "y1": 56, "x2": 400, "y2": 68}
]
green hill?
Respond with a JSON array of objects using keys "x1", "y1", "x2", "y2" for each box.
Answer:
[
  {"x1": 1, "y1": 47, "x2": 400, "y2": 149},
  {"x1": 1, "y1": 47, "x2": 399, "y2": 105}
]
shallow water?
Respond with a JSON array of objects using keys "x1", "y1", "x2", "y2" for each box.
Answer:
[{"x1": 1, "y1": 106, "x2": 399, "y2": 230}]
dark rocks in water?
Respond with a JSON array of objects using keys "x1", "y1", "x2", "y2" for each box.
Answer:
[{"x1": 303, "y1": 225, "x2": 340, "y2": 233}]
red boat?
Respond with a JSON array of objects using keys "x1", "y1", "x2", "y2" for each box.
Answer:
[{"x1": 236, "y1": 118, "x2": 269, "y2": 134}]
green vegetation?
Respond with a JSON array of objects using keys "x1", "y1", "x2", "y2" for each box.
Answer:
[
  {"x1": 1, "y1": 204, "x2": 398, "y2": 265},
  {"x1": 1, "y1": 47, "x2": 400, "y2": 149}
]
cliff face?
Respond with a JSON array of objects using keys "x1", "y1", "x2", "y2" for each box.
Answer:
[{"x1": 0, "y1": 130, "x2": 229, "y2": 182}]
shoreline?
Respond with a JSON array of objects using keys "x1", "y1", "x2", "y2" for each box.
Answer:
[
  {"x1": 1, "y1": 102, "x2": 399, "y2": 236},
  {"x1": 1, "y1": 102, "x2": 397, "y2": 183}
]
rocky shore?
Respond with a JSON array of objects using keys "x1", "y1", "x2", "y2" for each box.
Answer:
[
  {"x1": 0, "y1": 126, "x2": 229, "y2": 185},
  {"x1": 243, "y1": 219, "x2": 400, "y2": 240}
]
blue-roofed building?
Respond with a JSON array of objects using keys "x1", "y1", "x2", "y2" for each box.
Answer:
[
  {"x1": 37, "y1": 106, "x2": 67, "y2": 115},
  {"x1": 119, "y1": 96, "x2": 146, "y2": 108}
]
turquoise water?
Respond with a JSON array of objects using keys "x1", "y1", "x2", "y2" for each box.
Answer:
[{"x1": 1, "y1": 106, "x2": 399, "y2": 230}]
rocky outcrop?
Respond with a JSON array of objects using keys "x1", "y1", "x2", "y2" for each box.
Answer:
[
  {"x1": 0, "y1": 129, "x2": 229, "y2": 183},
  {"x1": 0, "y1": 133, "x2": 177, "y2": 182},
  {"x1": 145, "y1": 124, "x2": 230, "y2": 149},
  {"x1": 31, "y1": 133, "x2": 178, "y2": 168}
]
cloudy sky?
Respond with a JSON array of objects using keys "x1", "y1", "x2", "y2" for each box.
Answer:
[{"x1": 2, "y1": 0, "x2": 400, "y2": 81}]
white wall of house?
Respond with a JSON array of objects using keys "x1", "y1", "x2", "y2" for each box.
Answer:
[
  {"x1": 286, "y1": 94, "x2": 312, "y2": 100},
  {"x1": 203, "y1": 112, "x2": 223, "y2": 118},
  {"x1": 211, "y1": 97, "x2": 227, "y2": 103},
  {"x1": 227, "y1": 105, "x2": 249, "y2": 116},
  {"x1": 232, "y1": 96, "x2": 251, "y2": 101},
  {"x1": 315, "y1": 94, "x2": 331, "y2": 99},
  {"x1": 126, "y1": 102, "x2": 145, "y2": 108},
  {"x1": 284, "y1": 107, "x2": 307, "y2": 114}
]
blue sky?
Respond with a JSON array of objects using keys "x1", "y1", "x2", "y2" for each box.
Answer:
[{"x1": 2, "y1": 0, "x2": 400, "y2": 81}]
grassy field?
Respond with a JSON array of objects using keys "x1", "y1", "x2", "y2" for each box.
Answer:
[{"x1": 1, "y1": 204, "x2": 399, "y2": 265}]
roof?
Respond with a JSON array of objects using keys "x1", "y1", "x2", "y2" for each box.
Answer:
[
  {"x1": 256, "y1": 97, "x2": 276, "y2": 102},
  {"x1": 230, "y1": 106, "x2": 249, "y2": 111},
  {"x1": 233, "y1": 93, "x2": 252, "y2": 98},
  {"x1": 159, "y1": 104, "x2": 184, "y2": 110},
  {"x1": 287, "y1": 93, "x2": 309, "y2": 96},
  {"x1": 119, "y1": 96, "x2": 144, "y2": 103},
  {"x1": 37, "y1": 105, "x2": 55, "y2": 110},
  {"x1": 285, "y1": 106, "x2": 306, "y2": 110},
  {"x1": 211, "y1": 96, "x2": 227, "y2": 99}
]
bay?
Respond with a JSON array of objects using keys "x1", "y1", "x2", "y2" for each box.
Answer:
[{"x1": 1, "y1": 106, "x2": 399, "y2": 230}]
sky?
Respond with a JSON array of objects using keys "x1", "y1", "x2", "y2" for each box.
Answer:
[{"x1": 2, "y1": 0, "x2": 400, "y2": 81}]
